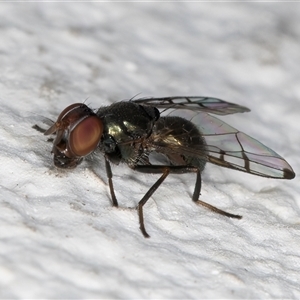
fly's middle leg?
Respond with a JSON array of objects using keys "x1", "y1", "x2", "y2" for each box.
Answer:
[
  {"x1": 136, "y1": 167, "x2": 170, "y2": 238},
  {"x1": 134, "y1": 165, "x2": 242, "y2": 237},
  {"x1": 133, "y1": 165, "x2": 198, "y2": 238}
]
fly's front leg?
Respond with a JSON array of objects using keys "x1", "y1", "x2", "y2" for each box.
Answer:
[
  {"x1": 105, "y1": 156, "x2": 118, "y2": 207},
  {"x1": 32, "y1": 125, "x2": 54, "y2": 142},
  {"x1": 32, "y1": 124, "x2": 46, "y2": 133}
]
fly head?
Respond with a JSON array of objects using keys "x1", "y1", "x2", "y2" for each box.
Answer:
[{"x1": 44, "y1": 103, "x2": 103, "y2": 169}]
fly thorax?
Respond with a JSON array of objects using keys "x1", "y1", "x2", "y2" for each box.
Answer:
[{"x1": 101, "y1": 134, "x2": 117, "y2": 153}]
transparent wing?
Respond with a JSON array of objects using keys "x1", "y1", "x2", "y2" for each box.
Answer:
[
  {"x1": 161, "y1": 110, "x2": 295, "y2": 179},
  {"x1": 132, "y1": 96, "x2": 250, "y2": 115}
]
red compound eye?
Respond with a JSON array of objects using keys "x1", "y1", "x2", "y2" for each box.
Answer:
[{"x1": 69, "y1": 115, "x2": 103, "y2": 156}]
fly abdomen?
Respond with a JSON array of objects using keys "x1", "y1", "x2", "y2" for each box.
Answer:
[{"x1": 150, "y1": 116, "x2": 207, "y2": 171}]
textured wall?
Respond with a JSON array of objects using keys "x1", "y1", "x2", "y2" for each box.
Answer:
[{"x1": 0, "y1": 3, "x2": 299, "y2": 298}]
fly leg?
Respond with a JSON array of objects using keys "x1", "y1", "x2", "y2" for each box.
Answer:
[
  {"x1": 32, "y1": 125, "x2": 54, "y2": 142},
  {"x1": 193, "y1": 169, "x2": 242, "y2": 219},
  {"x1": 134, "y1": 165, "x2": 241, "y2": 237},
  {"x1": 32, "y1": 124, "x2": 46, "y2": 133},
  {"x1": 105, "y1": 156, "x2": 118, "y2": 207},
  {"x1": 136, "y1": 167, "x2": 170, "y2": 238},
  {"x1": 133, "y1": 165, "x2": 198, "y2": 238}
]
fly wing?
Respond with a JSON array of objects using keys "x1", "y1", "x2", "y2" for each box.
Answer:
[
  {"x1": 166, "y1": 110, "x2": 295, "y2": 179},
  {"x1": 132, "y1": 96, "x2": 250, "y2": 115}
]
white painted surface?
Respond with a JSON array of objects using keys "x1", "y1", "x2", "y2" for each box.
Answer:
[{"x1": 0, "y1": 3, "x2": 299, "y2": 298}]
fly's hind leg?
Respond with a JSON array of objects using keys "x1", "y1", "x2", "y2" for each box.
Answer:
[
  {"x1": 192, "y1": 169, "x2": 242, "y2": 219},
  {"x1": 32, "y1": 124, "x2": 46, "y2": 133}
]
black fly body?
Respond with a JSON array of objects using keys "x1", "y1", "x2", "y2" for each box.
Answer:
[{"x1": 36, "y1": 97, "x2": 295, "y2": 237}]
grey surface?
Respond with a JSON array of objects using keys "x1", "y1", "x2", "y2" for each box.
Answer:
[{"x1": 0, "y1": 3, "x2": 299, "y2": 298}]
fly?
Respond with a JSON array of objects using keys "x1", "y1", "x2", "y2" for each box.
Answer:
[{"x1": 36, "y1": 97, "x2": 295, "y2": 237}]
